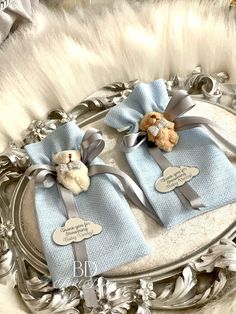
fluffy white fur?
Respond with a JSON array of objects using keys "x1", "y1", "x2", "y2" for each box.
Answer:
[
  {"x1": 1, "y1": 0, "x2": 236, "y2": 313},
  {"x1": 0, "y1": 0, "x2": 236, "y2": 152}
]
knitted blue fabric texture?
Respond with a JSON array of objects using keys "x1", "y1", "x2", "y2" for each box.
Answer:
[
  {"x1": 104, "y1": 79, "x2": 236, "y2": 228},
  {"x1": 25, "y1": 121, "x2": 149, "y2": 288}
]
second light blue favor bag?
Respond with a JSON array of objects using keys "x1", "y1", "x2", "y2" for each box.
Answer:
[
  {"x1": 25, "y1": 121, "x2": 149, "y2": 288},
  {"x1": 104, "y1": 79, "x2": 236, "y2": 228}
]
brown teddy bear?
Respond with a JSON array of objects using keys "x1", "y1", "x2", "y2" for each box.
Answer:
[{"x1": 139, "y1": 112, "x2": 179, "y2": 152}]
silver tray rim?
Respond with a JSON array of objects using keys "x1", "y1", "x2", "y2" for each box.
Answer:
[{"x1": 1, "y1": 70, "x2": 236, "y2": 313}]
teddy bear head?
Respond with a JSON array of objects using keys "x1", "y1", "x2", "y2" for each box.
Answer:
[
  {"x1": 139, "y1": 112, "x2": 179, "y2": 152},
  {"x1": 53, "y1": 150, "x2": 90, "y2": 195},
  {"x1": 53, "y1": 150, "x2": 82, "y2": 165}
]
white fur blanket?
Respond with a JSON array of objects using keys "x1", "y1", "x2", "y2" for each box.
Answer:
[
  {"x1": 0, "y1": 0, "x2": 236, "y2": 313},
  {"x1": 0, "y1": 0, "x2": 236, "y2": 152}
]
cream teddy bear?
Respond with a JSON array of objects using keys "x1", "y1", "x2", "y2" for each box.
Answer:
[
  {"x1": 140, "y1": 112, "x2": 179, "y2": 152},
  {"x1": 53, "y1": 150, "x2": 90, "y2": 194}
]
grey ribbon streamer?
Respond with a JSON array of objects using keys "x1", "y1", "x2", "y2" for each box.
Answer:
[
  {"x1": 25, "y1": 166, "x2": 90, "y2": 267},
  {"x1": 175, "y1": 116, "x2": 236, "y2": 154},
  {"x1": 25, "y1": 164, "x2": 97, "y2": 307},
  {"x1": 148, "y1": 147, "x2": 204, "y2": 209},
  {"x1": 164, "y1": 90, "x2": 195, "y2": 121},
  {"x1": 121, "y1": 90, "x2": 236, "y2": 209},
  {"x1": 80, "y1": 129, "x2": 159, "y2": 222},
  {"x1": 80, "y1": 128, "x2": 105, "y2": 164}
]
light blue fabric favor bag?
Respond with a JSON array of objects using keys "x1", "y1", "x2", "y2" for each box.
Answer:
[
  {"x1": 25, "y1": 121, "x2": 149, "y2": 288},
  {"x1": 104, "y1": 79, "x2": 236, "y2": 228}
]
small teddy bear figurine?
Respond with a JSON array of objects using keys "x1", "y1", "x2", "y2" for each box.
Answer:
[
  {"x1": 140, "y1": 112, "x2": 179, "y2": 152},
  {"x1": 53, "y1": 150, "x2": 90, "y2": 194}
]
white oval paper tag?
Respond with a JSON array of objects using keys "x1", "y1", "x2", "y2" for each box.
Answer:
[
  {"x1": 155, "y1": 166, "x2": 200, "y2": 193},
  {"x1": 53, "y1": 217, "x2": 102, "y2": 246}
]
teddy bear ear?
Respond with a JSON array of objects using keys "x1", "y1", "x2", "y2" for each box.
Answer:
[
  {"x1": 53, "y1": 152, "x2": 60, "y2": 164},
  {"x1": 74, "y1": 150, "x2": 82, "y2": 160}
]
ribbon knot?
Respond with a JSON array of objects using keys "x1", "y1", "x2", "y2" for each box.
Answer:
[
  {"x1": 147, "y1": 118, "x2": 169, "y2": 137},
  {"x1": 59, "y1": 160, "x2": 82, "y2": 174}
]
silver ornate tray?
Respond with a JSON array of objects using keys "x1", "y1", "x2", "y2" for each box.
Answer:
[{"x1": 1, "y1": 67, "x2": 236, "y2": 313}]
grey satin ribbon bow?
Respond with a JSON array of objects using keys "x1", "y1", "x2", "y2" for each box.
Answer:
[
  {"x1": 25, "y1": 128, "x2": 157, "y2": 222},
  {"x1": 59, "y1": 160, "x2": 82, "y2": 173},
  {"x1": 121, "y1": 90, "x2": 236, "y2": 210},
  {"x1": 24, "y1": 127, "x2": 159, "y2": 307}
]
